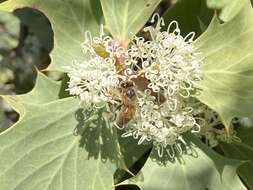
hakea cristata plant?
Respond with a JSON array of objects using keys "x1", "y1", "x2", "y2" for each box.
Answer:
[{"x1": 67, "y1": 14, "x2": 237, "y2": 158}]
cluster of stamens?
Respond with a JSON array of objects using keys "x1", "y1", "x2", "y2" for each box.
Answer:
[{"x1": 67, "y1": 14, "x2": 236, "y2": 158}]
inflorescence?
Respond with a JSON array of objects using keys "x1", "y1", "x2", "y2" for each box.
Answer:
[{"x1": 67, "y1": 14, "x2": 237, "y2": 158}]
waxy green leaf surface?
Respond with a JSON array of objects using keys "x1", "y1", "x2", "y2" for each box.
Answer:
[
  {"x1": 100, "y1": 0, "x2": 161, "y2": 45},
  {"x1": 195, "y1": 0, "x2": 253, "y2": 129},
  {"x1": 1, "y1": 0, "x2": 252, "y2": 189},
  {"x1": 0, "y1": 72, "x2": 125, "y2": 190},
  {"x1": 128, "y1": 136, "x2": 246, "y2": 190},
  {"x1": 207, "y1": 0, "x2": 247, "y2": 22}
]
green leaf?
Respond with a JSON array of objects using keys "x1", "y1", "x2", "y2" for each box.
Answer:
[
  {"x1": 0, "y1": 0, "x2": 102, "y2": 72},
  {"x1": 2, "y1": 72, "x2": 61, "y2": 116},
  {"x1": 162, "y1": 0, "x2": 213, "y2": 38},
  {"x1": 0, "y1": 72, "x2": 125, "y2": 190},
  {"x1": 0, "y1": 10, "x2": 20, "y2": 54},
  {"x1": 127, "y1": 136, "x2": 246, "y2": 190},
  {"x1": 206, "y1": 0, "x2": 247, "y2": 22},
  {"x1": 221, "y1": 127, "x2": 253, "y2": 189},
  {"x1": 100, "y1": 0, "x2": 161, "y2": 46},
  {"x1": 195, "y1": 0, "x2": 253, "y2": 130}
]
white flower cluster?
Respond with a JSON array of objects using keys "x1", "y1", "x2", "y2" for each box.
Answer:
[
  {"x1": 67, "y1": 57, "x2": 118, "y2": 108},
  {"x1": 67, "y1": 14, "x2": 233, "y2": 158},
  {"x1": 67, "y1": 30, "x2": 127, "y2": 109}
]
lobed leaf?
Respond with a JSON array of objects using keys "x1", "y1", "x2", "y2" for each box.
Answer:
[
  {"x1": 0, "y1": 72, "x2": 125, "y2": 190},
  {"x1": 206, "y1": 0, "x2": 247, "y2": 22},
  {"x1": 127, "y1": 136, "x2": 246, "y2": 190},
  {"x1": 195, "y1": 0, "x2": 253, "y2": 130}
]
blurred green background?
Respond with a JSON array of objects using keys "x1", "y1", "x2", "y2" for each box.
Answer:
[{"x1": 0, "y1": 8, "x2": 57, "y2": 131}]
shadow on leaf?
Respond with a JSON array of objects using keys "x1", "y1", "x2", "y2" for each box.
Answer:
[{"x1": 74, "y1": 108, "x2": 122, "y2": 165}]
